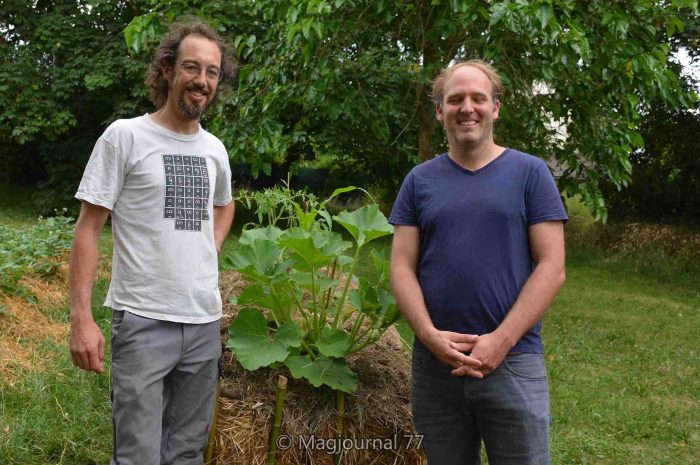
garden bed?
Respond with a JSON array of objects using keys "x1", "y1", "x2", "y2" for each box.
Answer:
[{"x1": 215, "y1": 270, "x2": 424, "y2": 465}]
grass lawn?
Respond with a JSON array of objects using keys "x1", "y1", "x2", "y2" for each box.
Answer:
[
  {"x1": 546, "y1": 248, "x2": 699, "y2": 464},
  {"x1": 1, "y1": 198, "x2": 698, "y2": 464}
]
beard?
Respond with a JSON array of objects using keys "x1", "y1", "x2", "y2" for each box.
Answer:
[{"x1": 177, "y1": 84, "x2": 212, "y2": 120}]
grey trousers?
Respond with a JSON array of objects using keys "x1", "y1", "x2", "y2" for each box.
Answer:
[{"x1": 110, "y1": 310, "x2": 221, "y2": 465}]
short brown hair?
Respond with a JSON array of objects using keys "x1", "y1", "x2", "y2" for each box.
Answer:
[
  {"x1": 431, "y1": 59, "x2": 505, "y2": 108},
  {"x1": 145, "y1": 17, "x2": 236, "y2": 108}
]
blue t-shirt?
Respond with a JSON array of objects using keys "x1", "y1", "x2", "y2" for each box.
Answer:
[{"x1": 389, "y1": 149, "x2": 567, "y2": 353}]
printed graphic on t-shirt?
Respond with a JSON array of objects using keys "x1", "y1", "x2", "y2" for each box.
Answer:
[{"x1": 162, "y1": 154, "x2": 211, "y2": 231}]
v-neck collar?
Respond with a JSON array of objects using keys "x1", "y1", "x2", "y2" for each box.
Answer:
[{"x1": 445, "y1": 148, "x2": 511, "y2": 175}]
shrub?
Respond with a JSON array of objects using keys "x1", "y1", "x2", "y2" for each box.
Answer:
[{"x1": 0, "y1": 213, "x2": 74, "y2": 300}]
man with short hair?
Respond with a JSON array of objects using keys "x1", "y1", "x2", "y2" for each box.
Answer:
[
  {"x1": 390, "y1": 60, "x2": 567, "y2": 464},
  {"x1": 69, "y1": 18, "x2": 235, "y2": 465}
]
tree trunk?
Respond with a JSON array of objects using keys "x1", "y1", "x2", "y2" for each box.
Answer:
[
  {"x1": 415, "y1": 2, "x2": 440, "y2": 162},
  {"x1": 416, "y1": 81, "x2": 436, "y2": 162}
]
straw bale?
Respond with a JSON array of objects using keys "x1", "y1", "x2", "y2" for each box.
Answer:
[
  {"x1": 212, "y1": 330, "x2": 425, "y2": 464},
  {"x1": 216, "y1": 271, "x2": 426, "y2": 465}
]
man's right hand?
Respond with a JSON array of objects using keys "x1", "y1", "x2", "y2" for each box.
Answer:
[
  {"x1": 70, "y1": 319, "x2": 105, "y2": 374},
  {"x1": 69, "y1": 201, "x2": 110, "y2": 375},
  {"x1": 421, "y1": 330, "x2": 483, "y2": 378}
]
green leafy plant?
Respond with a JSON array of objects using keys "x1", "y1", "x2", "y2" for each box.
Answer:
[
  {"x1": 223, "y1": 186, "x2": 398, "y2": 393},
  {"x1": 0, "y1": 212, "x2": 73, "y2": 300},
  {"x1": 236, "y1": 181, "x2": 321, "y2": 229}
]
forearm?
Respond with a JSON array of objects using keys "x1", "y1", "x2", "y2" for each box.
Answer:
[
  {"x1": 213, "y1": 201, "x2": 235, "y2": 252},
  {"x1": 391, "y1": 266, "x2": 438, "y2": 344},
  {"x1": 69, "y1": 228, "x2": 101, "y2": 324},
  {"x1": 391, "y1": 224, "x2": 481, "y2": 374},
  {"x1": 495, "y1": 259, "x2": 566, "y2": 349}
]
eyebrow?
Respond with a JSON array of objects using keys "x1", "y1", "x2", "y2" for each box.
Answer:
[
  {"x1": 181, "y1": 59, "x2": 221, "y2": 69},
  {"x1": 446, "y1": 91, "x2": 489, "y2": 99}
]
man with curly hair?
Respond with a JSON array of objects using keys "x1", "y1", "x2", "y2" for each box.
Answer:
[
  {"x1": 390, "y1": 60, "x2": 567, "y2": 464},
  {"x1": 69, "y1": 17, "x2": 235, "y2": 465}
]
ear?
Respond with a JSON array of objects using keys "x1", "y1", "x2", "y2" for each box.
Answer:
[
  {"x1": 492, "y1": 98, "x2": 501, "y2": 120},
  {"x1": 435, "y1": 103, "x2": 445, "y2": 123},
  {"x1": 162, "y1": 61, "x2": 173, "y2": 82}
]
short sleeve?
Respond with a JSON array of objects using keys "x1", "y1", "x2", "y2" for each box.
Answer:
[
  {"x1": 213, "y1": 152, "x2": 233, "y2": 206},
  {"x1": 525, "y1": 160, "x2": 568, "y2": 225},
  {"x1": 389, "y1": 170, "x2": 418, "y2": 226},
  {"x1": 75, "y1": 137, "x2": 127, "y2": 210}
]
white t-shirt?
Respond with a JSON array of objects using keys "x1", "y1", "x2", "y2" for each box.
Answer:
[{"x1": 76, "y1": 114, "x2": 232, "y2": 323}]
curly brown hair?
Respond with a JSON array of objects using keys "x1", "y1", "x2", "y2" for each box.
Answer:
[{"x1": 145, "y1": 16, "x2": 236, "y2": 109}]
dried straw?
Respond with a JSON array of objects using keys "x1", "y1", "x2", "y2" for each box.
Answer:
[
  {"x1": 0, "y1": 270, "x2": 70, "y2": 383},
  {"x1": 215, "y1": 271, "x2": 426, "y2": 465}
]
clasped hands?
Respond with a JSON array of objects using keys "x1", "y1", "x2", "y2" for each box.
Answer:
[{"x1": 423, "y1": 330, "x2": 511, "y2": 378}]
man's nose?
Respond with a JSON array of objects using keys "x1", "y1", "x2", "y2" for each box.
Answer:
[
  {"x1": 193, "y1": 68, "x2": 208, "y2": 84},
  {"x1": 460, "y1": 99, "x2": 474, "y2": 113}
]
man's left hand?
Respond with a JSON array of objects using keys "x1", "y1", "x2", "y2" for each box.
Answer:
[{"x1": 451, "y1": 331, "x2": 511, "y2": 377}]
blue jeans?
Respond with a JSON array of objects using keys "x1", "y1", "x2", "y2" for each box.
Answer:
[{"x1": 411, "y1": 347, "x2": 551, "y2": 465}]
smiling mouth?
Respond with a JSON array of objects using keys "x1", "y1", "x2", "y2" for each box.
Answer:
[
  {"x1": 185, "y1": 84, "x2": 209, "y2": 100},
  {"x1": 187, "y1": 89, "x2": 207, "y2": 99},
  {"x1": 458, "y1": 120, "x2": 478, "y2": 127}
]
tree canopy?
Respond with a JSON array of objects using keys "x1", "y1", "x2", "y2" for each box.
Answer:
[
  {"x1": 126, "y1": 0, "x2": 697, "y2": 220},
  {"x1": 1, "y1": 0, "x2": 697, "y2": 220},
  {"x1": 0, "y1": 0, "x2": 151, "y2": 210}
]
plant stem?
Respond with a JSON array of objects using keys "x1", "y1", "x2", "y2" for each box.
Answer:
[
  {"x1": 301, "y1": 340, "x2": 317, "y2": 358},
  {"x1": 332, "y1": 245, "x2": 362, "y2": 329},
  {"x1": 285, "y1": 280, "x2": 313, "y2": 330},
  {"x1": 324, "y1": 257, "x2": 338, "y2": 308},
  {"x1": 268, "y1": 375, "x2": 288, "y2": 465},
  {"x1": 334, "y1": 389, "x2": 346, "y2": 465},
  {"x1": 348, "y1": 313, "x2": 366, "y2": 346},
  {"x1": 267, "y1": 286, "x2": 285, "y2": 326},
  {"x1": 310, "y1": 268, "x2": 321, "y2": 340},
  {"x1": 204, "y1": 380, "x2": 221, "y2": 464},
  {"x1": 349, "y1": 328, "x2": 377, "y2": 354},
  {"x1": 319, "y1": 257, "x2": 338, "y2": 325}
]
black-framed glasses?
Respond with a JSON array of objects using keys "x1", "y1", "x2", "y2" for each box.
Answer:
[{"x1": 176, "y1": 60, "x2": 223, "y2": 81}]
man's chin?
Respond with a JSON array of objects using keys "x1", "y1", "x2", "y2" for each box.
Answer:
[{"x1": 178, "y1": 98, "x2": 208, "y2": 120}]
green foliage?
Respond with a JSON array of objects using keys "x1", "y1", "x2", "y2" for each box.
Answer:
[
  {"x1": 0, "y1": 0, "x2": 152, "y2": 212},
  {"x1": 236, "y1": 183, "x2": 323, "y2": 229},
  {"x1": 228, "y1": 310, "x2": 304, "y2": 370},
  {"x1": 223, "y1": 187, "x2": 398, "y2": 392},
  {"x1": 1, "y1": 1, "x2": 696, "y2": 222},
  {"x1": 604, "y1": 100, "x2": 700, "y2": 224},
  {"x1": 126, "y1": 0, "x2": 698, "y2": 221},
  {"x1": 0, "y1": 213, "x2": 74, "y2": 299},
  {"x1": 236, "y1": 183, "x2": 361, "y2": 230}
]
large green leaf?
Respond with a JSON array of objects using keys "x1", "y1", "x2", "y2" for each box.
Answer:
[
  {"x1": 377, "y1": 288, "x2": 401, "y2": 329},
  {"x1": 224, "y1": 236, "x2": 289, "y2": 280},
  {"x1": 316, "y1": 325, "x2": 351, "y2": 358},
  {"x1": 371, "y1": 248, "x2": 391, "y2": 283},
  {"x1": 289, "y1": 271, "x2": 337, "y2": 295},
  {"x1": 238, "y1": 225, "x2": 284, "y2": 245},
  {"x1": 348, "y1": 277, "x2": 381, "y2": 317},
  {"x1": 285, "y1": 354, "x2": 358, "y2": 393},
  {"x1": 236, "y1": 283, "x2": 292, "y2": 318},
  {"x1": 280, "y1": 227, "x2": 350, "y2": 271},
  {"x1": 279, "y1": 227, "x2": 329, "y2": 271},
  {"x1": 227, "y1": 309, "x2": 303, "y2": 370},
  {"x1": 334, "y1": 204, "x2": 394, "y2": 247}
]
